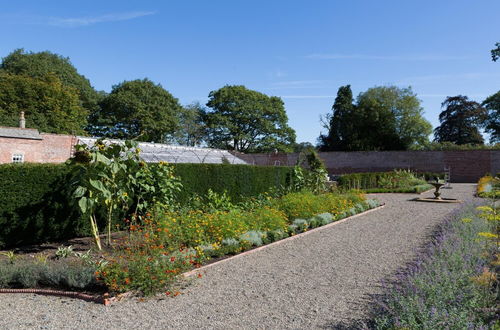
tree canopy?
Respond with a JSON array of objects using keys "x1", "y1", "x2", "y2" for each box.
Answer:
[
  {"x1": 434, "y1": 95, "x2": 488, "y2": 145},
  {"x1": 88, "y1": 79, "x2": 181, "y2": 142},
  {"x1": 319, "y1": 85, "x2": 432, "y2": 151},
  {"x1": 492, "y1": 42, "x2": 500, "y2": 62},
  {"x1": 167, "y1": 102, "x2": 206, "y2": 146},
  {"x1": 318, "y1": 85, "x2": 357, "y2": 151},
  {"x1": 0, "y1": 73, "x2": 88, "y2": 134},
  {"x1": 482, "y1": 91, "x2": 500, "y2": 143},
  {"x1": 0, "y1": 49, "x2": 101, "y2": 113},
  {"x1": 204, "y1": 85, "x2": 296, "y2": 152}
]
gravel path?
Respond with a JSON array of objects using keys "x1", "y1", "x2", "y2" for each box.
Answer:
[{"x1": 0, "y1": 184, "x2": 478, "y2": 329}]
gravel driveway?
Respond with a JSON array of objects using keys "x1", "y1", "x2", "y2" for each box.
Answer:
[{"x1": 0, "y1": 184, "x2": 477, "y2": 329}]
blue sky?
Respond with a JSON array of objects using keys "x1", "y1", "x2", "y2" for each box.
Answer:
[{"x1": 1, "y1": 0, "x2": 499, "y2": 144}]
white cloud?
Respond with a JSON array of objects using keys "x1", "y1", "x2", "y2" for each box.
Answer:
[
  {"x1": 306, "y1": 54, "x2": 470, "y2": 61},
  {"x1": 48, "y1": 11, "x2": 156, "y2": 27}
]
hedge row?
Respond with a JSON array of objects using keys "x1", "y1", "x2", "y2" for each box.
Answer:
[
  {"x1": 0, "y1": 163, "x2": 294, "y2": 248},
  {"x1": 0, "y1": 164, "x2": 89, "y2": 248},
  {"x1": 337, "y1": 171, "x2": 443, "y2": 190},
  {"x1": 172, "y1": 163, "x2": 294, "y2": 202}
]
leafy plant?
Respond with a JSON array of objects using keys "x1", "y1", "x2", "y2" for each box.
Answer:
[
  {"x1": 55, "y1": 245, "x2": 74, "y2": 259},
  {"x1": 1, "y1": 251, "x2": 17, "y2": 264}
]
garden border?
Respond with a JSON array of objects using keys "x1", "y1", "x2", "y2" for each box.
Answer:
[
  {"x1": 0, "y1": 204, "x2": 386, "y2": 305},
  {"x1": 183, "y1": 203, "x2": 386, "y2": 278}
]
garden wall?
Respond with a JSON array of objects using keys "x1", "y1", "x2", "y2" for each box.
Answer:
[{"x1": 234, "y1": 150, "x2": 500, "y2": 183}]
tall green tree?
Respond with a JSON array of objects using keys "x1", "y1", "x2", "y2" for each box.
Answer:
[
  {"x1": 319, "y1": 85, "x2": 431, "y2": 151},
  {"x1": 0, "y1": 73, "x2": 88, "y2": 134},
  {"x1": 482, "y1": 91, "x2": 500, "y2": 143},
  {"x1": 491, "y1": 42, "x2": 500, "y2": 62},
  {"x1": 88, "y1": 79, "x2": 181, "y2": 142},
  {"x1": 357, "y1": 86, "x2": 432, "y2": 150},
  {"x1": 0, "y1": 49, "x2": 101, "y2": 114},
  {"x1": 204, "y1": 85, "x2": 296, "y2": 152},
  {"x1": 167, "y1": 102, "x2": 206, "y2": 146},
  {"x1": 434, "y1": 95, "x2": 487, "y2": 145},
  {"x1": 318, "y1": 85, "x2": 357, "y2": 151}
]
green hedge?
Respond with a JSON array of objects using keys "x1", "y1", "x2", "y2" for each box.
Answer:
[
  {"x1": 337, "y1": 171, "x2": 443, "y2": 191},
  {"x1": 0, "y1": 164, "x2": 89, "y2": 248},
  {"x1": 172, "y1": 163, "x2": 294, "y2": 203},
  {"x1": 0, "y1": 163, "x2": 294, "y2": 248}
]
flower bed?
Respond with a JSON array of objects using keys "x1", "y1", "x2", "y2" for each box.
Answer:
[
  {"x1": 373, "y1": 203, "x2": 498, "y2": 328},
  {"x1": 477, "y1": 175, "x2": 500, "y2": 198},
  {"x1": 0, "y1": 191, "x2": 381, "y2": 299}
]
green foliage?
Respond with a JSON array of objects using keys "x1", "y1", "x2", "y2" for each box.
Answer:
[
  {"x1": 320, "y1": 85, "x2": 432, "y2": 151},
  {"x1": 167, "y1": 102, "x2": 206, "y2": 146},
  {"x1": 0, "y1": 258, "x2": 99, "y2": 290},
  {"x1": 69, "y1": 139, "x2": 181, "y2": 249},
  {"x1": 434, "y1": 95, "x2": 488, "y2": 145},
  {"x1": 55, "y1": 245, "x2": 74, "y2": 259},
  {"x1": 337, "y1": 170, "x2": 436, "y2": 191},
  {"x1": 172, "y1": 163, "x2": 294, "y2": 203},
  {"x1": 319, "y1": 85, "x2": 356, "y2": 151},
  {"x1": 0, "y1": 163, "x2": 88, "y2": 249},
  {"x1": 355, "y1": 86, "x2": 432, "y2": 150},
  {"x1": 273, "y1": 191, "x2": 364, "y2": 220},
  {"x1": 492, "y1": 42, "x2": 500, "y2": 62},
  {"x1": 0, "y1": 48, "x2": 101, "y2": 115},
  {"x1": 482, "y1": 91, "x2": 500, "y2": 144},
  {"x1": 204, "y1": 85, "x2": 296, "y2": 152},
  {"x1": 0, "y1": 73, "x2": 88, "y2": 134},
  {"x1": 89, "y1": 79, "x2": 182, "y2": 142},
  {"x1": 374, "y1": 207, "x2": 497, "y2": 329},
  {"x1": 409, "y1": 141, "x2": 500, "y2": 150}
]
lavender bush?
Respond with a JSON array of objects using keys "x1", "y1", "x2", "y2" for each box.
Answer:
[{"x1": 374, "y1": 202, "x2": 498, "y2": 329}]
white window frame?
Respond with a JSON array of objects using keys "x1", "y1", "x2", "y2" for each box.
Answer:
[{"x1": 12, "y1": 153, "x2": 24, "y2": 163}]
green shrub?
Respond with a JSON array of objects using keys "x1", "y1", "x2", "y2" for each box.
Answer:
[
  {"x1": 337, "y1": 170, "x2": 439, "y2": 192},
  {"x1": 0, "y1": 259, "x2": 98, "y2": 290},
  {"x1": 0, "y1": 162, "x2": 294, "y2": 248},
  {"x1": 274, "y1": 191, "x2": 364, "y2": 220},
  {"x1": 0, "y1": 164, "x2": 89, "y2": 248},
  {"x1": 172, "y1": 163, "x2": 294, "y2": 203}
]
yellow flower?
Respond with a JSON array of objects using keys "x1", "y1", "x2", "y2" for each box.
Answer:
[
  {"x1": 478, "y1": 232, "x2": 499, "y2": 239},
  {"x1": 461, "y1": 217, "x2": 472, "y2": 223}
]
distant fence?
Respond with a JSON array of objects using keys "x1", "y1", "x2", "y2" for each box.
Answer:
[{"x1": 233, "y1": 150, "x2": 500, "y2": 183}]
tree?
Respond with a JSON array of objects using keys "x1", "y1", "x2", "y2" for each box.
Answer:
[
  {"x1": 167, "y1": 102, "x2": 206, "y2": 146},
  {"x1": 318, "y1": 85, "x2": 357, "y2": 151},
  {"x1": 492, "y1": 42, "x2": 500, "y2": 62},
  {"x1": 319, "y1": 85, "x2": 432, "y2": 151},
  {"x1": 88, "y1": 79, "x2": 181, "y2": 142},
  {"x1": 204, "y1": 85, "x2": 296, "y2": 152},
  {"x1": 482, "y1": 91, "x2": 500, "y2": 143},
  {"x1": 434, "y1": 95, "x2": 487, "y2": 145},
  {"x1": 0, "y1": 73, "x2": 88, "y2": 134},
  {"x1": 0, "y1": 49, "x2": 101, "y2": 114},
  {"x1": 355, "y1": 86, "x2": 432, "y2": 150}
]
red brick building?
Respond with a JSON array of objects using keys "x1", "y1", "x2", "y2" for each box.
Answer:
[{"x1": 0, "y1": 126, "x2": 76, "y2": 164}]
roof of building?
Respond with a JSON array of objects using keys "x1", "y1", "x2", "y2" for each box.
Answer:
[
  {"x1": 0, "y1": 127, "x2": 43, "y2": 140},
  {"x1": 76, "y1": 137, "x2": 248, "y2": 165}
]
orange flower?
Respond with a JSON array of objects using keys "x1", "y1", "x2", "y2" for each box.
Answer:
[
  {"x1": 173, "y1": 291, "x2": 180, "y2": 297},
  {"x1": 197, "y1": 273, "x2": 203, "y2": 278}
]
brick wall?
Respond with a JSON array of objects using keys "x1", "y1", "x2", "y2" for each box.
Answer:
[
  {"x1": 237, "y1": 150, "x2": 500, "y2": 183},
  {"x1": 0, "y1": 133, "x2": 76, "y2": 164}
]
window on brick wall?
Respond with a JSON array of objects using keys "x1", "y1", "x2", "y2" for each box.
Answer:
[{"x1": 12, "y1": 154, "x2": 24, "y2": 163}]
